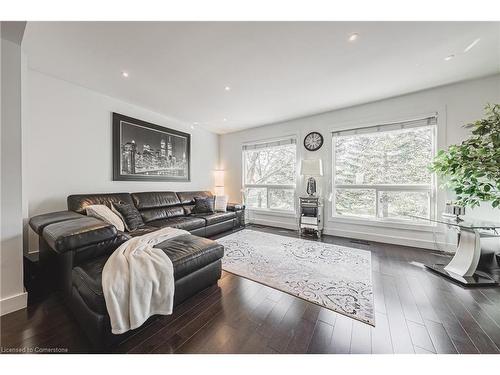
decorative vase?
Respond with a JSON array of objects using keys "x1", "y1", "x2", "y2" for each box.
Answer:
[{"x1": 306, "y1": 177, "x2": 317, "y2": 196}]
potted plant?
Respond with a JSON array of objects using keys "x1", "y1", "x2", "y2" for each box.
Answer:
[{"x1": 430, "y1": 103, "x2": 500, "y2": 211}]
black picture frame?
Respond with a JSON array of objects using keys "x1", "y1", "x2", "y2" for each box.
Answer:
[{"x1": 112, "y1": 112, "x2": 191, "y2": 182}]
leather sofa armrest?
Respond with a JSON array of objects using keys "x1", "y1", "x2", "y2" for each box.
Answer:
[
  {"x1": 29, "y1": 210, "x2": 85, "y2": 235},
  {"x1": 42, "y1": 217, "x2": 117, "y2": 254},
  {"x1": 227, "y1": 203, "x2": 245, "y2": 212},
  {"x1": 117, "y1": 230, "x2": 132, "y2": 241}
]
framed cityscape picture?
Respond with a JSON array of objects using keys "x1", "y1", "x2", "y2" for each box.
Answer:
[{"x1": 112, "y1": 113, "x2": 190, "y2": 181}]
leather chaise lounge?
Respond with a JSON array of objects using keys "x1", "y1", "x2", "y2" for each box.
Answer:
[{"x1": 29, "y1": 191, "x2": 245, "y2": 348}]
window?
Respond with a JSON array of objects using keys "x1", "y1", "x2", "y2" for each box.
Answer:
[
  {"x1": 332, "y1": 115, "x2": 437, "y2": 222},
  {"x1": 242, "y1": 137, "x2": 297, "y2": 212}
]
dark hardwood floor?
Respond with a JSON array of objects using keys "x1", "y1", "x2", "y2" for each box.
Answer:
[{"x1": 2, "y1": 225, "x2": 500, "y2": 354}]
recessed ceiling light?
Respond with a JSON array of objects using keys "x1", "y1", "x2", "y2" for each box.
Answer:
[
  {"x1": 191, "y1": 122, "x2": 199, "y2": 129},
  {"x1": 464, "y1": 38, "x2": 481, "y2": 53},
  {"x1": 223, "y1": 118, "x2": 227, "y2": 122},
  {"x1": 348, "y1": 33, "x2": 359, "y2": 42},
  {"x1": 224, "y1": 86, "x2": 231, "y2": 91},
  {"x1": 444, "y1": 54, "x2": 455, "y2": 61},
  {"x1": 121, "y1": 71, "x2": 129, "y2": 78}
]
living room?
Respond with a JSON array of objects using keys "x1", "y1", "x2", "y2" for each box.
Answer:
[{"x1": 1, "y1": 1, "x2": 500, "y2": 373}]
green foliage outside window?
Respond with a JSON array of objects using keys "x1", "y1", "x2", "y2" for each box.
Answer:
[{"x1": 430, "y1": 104, "x2": 500, "y2": 209}]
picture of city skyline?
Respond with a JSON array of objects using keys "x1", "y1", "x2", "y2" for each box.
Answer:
[{"x1": 113, "y1": 113, "x2": 190, "y2": 181}]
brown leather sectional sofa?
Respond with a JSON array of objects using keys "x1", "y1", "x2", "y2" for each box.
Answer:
[{"x1": 29, "y1": 191, "x2": 245, "y2": 349}]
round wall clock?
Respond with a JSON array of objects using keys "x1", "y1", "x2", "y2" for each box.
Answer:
[{"x1": 304, "y1": 132, "x2": 324, "y2": 151}]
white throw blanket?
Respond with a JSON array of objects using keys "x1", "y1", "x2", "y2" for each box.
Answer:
[{"x1": 102, "y1": 227, "x2": 189, "y2": 334}]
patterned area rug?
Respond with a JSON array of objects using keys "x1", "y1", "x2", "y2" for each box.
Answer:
[{"x1": 218, "y1": 229, "x2": 374, "y2": 326}]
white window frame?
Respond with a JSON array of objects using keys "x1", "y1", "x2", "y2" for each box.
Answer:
[
  {"x1": 331, "y1": 116, "x2": 437, "y2": 224},
  {"x1": 242, "y1": 136, "x2": 298, "y2": 214}
]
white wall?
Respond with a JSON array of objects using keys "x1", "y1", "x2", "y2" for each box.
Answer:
[
  {"x1": 220, "y1": 74, "x2": 500, "y2": 250},
  {"x1": 1, "y1": 24, "x2": 28, "y2": 315},
  {"x1": 25, "y1": 69, "x2": 219, "y2": 252},
  {"x1": 20, "y1": 68, "x2": 500, "y2": 254}
]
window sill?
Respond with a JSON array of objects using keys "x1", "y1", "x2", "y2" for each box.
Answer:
[
  {"x1": 247, "y1": 208, "x2": 297, "y2": 218},
  {"x1": 328, "y1": 215, "x2": 443, "y2": 233}
]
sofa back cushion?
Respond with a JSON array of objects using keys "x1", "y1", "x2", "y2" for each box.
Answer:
[
  {"x1": 67, "y1": 191, "x2": 216, "y2": 224},
  {"x1": 192, "y1": 196, "x2": 215, "y2": 214},
  {"x1": 140, "y1": 206, "x2": 185, "y2": 223},
  {"x1": 131, "y1": 191, "x2": 184, "y2": 223},
  {"x1": 112, "y1": 202, "x2": 145, "y2": 231},
  {"x1": 177, "y1": 191, "x2": 214, "y2": 216},
  {"x1": 176, "y1": 191, "x2": 213, "y2": 205},
  {"x1": 68, "y1": 193, "x2": 134, "y2": 214},
  {"x1": 85, "y1": 204, "x2": 125, "y2": 231},
  {"x1": 131, "y1": 191, "x2": 180, "y2": 209}
]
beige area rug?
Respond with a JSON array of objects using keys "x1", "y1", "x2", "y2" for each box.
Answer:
[{"x1": 217, "y1": 229, "x2": 374, "y2": 326}]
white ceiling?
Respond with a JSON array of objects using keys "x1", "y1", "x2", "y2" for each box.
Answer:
[{"x1": 23, "y1": 22, "x2": 500, "y2": 134}]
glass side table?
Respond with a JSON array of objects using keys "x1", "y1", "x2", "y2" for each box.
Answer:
[{"x1": 409, "y1": 215, "x2": 500, "y2": 287}]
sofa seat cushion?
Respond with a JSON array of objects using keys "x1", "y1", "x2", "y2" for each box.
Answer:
[
  {"x1": 127, "y1": 225, "x2": 159, "y2": 237},
  {"x1": 148, "y1": 216, "x2": 206, "y2": 231},
  {"x1": 193, "y1": 211, "x2": 236, "y2": 226},
  {"x1": 155, "y1": 234, "x2": 224, "y2": 279},
  {"x1": 72, "y1": 234, "x2": 224, "y2": 314}
]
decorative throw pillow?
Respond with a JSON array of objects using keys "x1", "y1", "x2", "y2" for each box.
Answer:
[
  {"x1": 85, "y1": 204, "x2": 125, "y2": 231},
  {"x1": 192, "y1": 196, "x2": 215, "y2": 214},
  {"x1": 112, "y1": 202, "x2": 144, "y2": 231},
  {"x1": 214, "y1": 195, "x2": 228, "y2": 212},
  {"x1": 183, "y1": 205, "x2": 195, "y2": 216}
]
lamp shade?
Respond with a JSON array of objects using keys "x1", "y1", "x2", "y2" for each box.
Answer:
[
  {"x1": 214, "y1": 170, "x2": 225, "y2": 187},
  {"x1": 300, "y1": 159, "x2": 323, "y2": 176}
]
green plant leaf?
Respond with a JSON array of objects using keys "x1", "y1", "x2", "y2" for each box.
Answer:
[{"x1": 430, "y1": 103, "x2": 500, "y2": 209}]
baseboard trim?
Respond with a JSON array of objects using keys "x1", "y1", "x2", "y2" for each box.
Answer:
[
  {"x1": 249, "y1": 218, "x2": 448, "y2": 251},
  {"x1": 250, "y1": 218, "x2": 297, "y2": 231},
  {"x1": 1, "y1": 291, "x2": 28, "y2": 316},
  {"x1": 323, "y1": 228, "x2": 447, "y2": 251}
]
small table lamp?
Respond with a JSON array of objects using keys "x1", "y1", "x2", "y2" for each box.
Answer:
[{"x1": 300, "y1": 159, "x2": 323, "y2": 196}]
